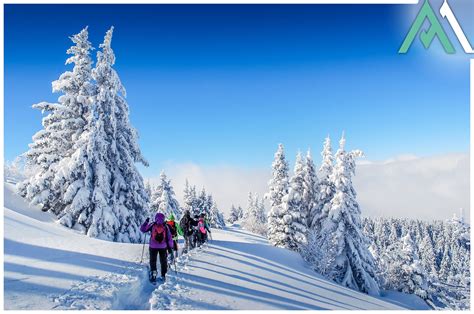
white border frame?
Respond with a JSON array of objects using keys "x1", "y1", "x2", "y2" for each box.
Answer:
[{"x1": 1, "y1": 1, "x2": 472, "y2": 313}]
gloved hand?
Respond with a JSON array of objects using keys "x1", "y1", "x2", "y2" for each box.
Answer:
[{"x1": 145, "y1": 217, "x2": 150, "y2": 223}]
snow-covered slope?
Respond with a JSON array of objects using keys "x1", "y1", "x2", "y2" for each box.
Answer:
[{"x1": 4, "y1": 183, "x2": 429, "y2": 310}]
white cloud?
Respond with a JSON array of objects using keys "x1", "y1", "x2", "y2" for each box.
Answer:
[
  {"x1": 147, "y1": 163, "x2": 269, "y2": 216},
  {"x1": 354, "y1": 153, "x2": 469, "y2": 221},
  {"x1": 146, "y1": 152, "x2": 469, "y2": 222}
]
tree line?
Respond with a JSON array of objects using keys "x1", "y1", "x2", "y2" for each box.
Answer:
[{"x1": 263, "y1": 134, "x2": 470, "y2": 309}]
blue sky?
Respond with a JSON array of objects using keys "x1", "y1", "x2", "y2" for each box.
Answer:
[{"x1": 5, "y1": 4, "x2": 472, "y2": 177}]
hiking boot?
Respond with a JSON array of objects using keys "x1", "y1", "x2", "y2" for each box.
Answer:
[{"x1": 149, "y1": 270, "x2": 157, "y2": 282}]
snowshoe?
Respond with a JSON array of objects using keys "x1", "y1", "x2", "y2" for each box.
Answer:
[{"x1": 149, "y1": 270, "x2": 157, "y2": 284}]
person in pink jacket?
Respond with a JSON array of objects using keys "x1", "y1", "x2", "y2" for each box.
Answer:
[{"x1": 140, "y1": 212, "x2": 174, "y2": 282}]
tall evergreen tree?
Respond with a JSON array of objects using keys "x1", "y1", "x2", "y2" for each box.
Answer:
[
  {"x1": 265, "y1": 144, "x2": 290, "y2": 247},
  {"x1": 228, "y1": 205, "x2": 240, "y2": 224},
  {"x1": 209, "y1": 201, "x2": 225, "y2": 229},
  {"x1": 303, "y1": 149, "x2": 319, "y2": 228},
  {"x1": 310, "y1": 136, "x2": 335, "y2": 230},
  {"x1": 313, "y1": 134, "x2": 379, "y2": 295},
  {"x1": 18, "y1": 27, "x2": 93, "y2": 214},
  {"x1": 242, "y1": 193, "x2": 267, "y2": 236},
  {"x1": 150, "y1": 171, "x2": 181, "y2": 218},
  {"x1": 237, "y1": 205, "x2": 244, "y2": 220},
  {"x1": 419, "y1": 233, "x2": 438, "y2": 278},
  {"x1": 382, "y1": 233, "x2": 430, "y2": 300},
  {"x1": 282, "y1": 152, "x2": 308, "y2": 251},
  {"x1": 182, "y1": 179, "x2": 195, "y2": 214},
  {"x1": 54, "y1": 27, "x2": 148, "y2": 242}
]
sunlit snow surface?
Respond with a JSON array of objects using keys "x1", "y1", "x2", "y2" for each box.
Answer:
[{"x1": 4, "y1": 183, "x2": 429, "y2": 310}]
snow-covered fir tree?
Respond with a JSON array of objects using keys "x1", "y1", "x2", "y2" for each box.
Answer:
[
  {"x1": 17, "y1": 27, "x2": 94, "y2": 215},
  {"x1": 419, "y1": 233, "x2": 438, "y2": 278},
  {"x1": 205, "y1": 194, "x2": 214, "y2": 216},
  {"x1": 302, "y1": 149, "x2": 319, "y2": 228},
  {"x1": 265, "y1": 144, "x2": 290, "y2": 247},
  {"x1": 150, "y1": 171, "x2": 181, "y2": 218},
  {"x1": 182, "y1": 179, "x2": 197, "y2": 214},
  {"x1": 281, "y1": 152, "x2": 307, "y2": 251},
  {"x1": 381, "y1": 233, "x2": 430, "y2": 300},
  {"x1": 228, "y1": 205, "x2": 240, "y2": 224},
  {"x1": 144, "y1": 180, "x2": 152, "y2": 200},
  {"x1": 242, "y1": 192, "x2": 267, "y2": 236},
  {"x1": 311, "y1": 134, "x2": 379, "y2": 295},
  {"x1": 195, "y1": 188, "x2": 208, "y2": 216},
  {"x1": 362, "y1": 216, "x2": 470, "y2": 310},
  {"x1": 237, "y1": 205, "x2": 244, "y2": 221},
  {"x1": 209, "y1": 201, "x2": 226, "y2": 229},
  {"x1": 309, "y1": 136, "x2": 335, "y2": 230},
  {"x1": 53, "y1": 27, "x2": 149, "y2": 243}
]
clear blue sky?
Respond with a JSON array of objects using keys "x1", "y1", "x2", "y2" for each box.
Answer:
[{"x1": 5, "y1": 4, "x2": 471, "y2": 176}]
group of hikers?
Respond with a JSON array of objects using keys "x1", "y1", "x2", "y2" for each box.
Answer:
[{"x1": 140, "y1": 209, "x2": 212, "y2": 283}]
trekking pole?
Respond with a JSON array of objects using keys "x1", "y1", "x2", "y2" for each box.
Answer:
[{"x1": 140, "y1": 233, "x2": 146, "y2": 264}]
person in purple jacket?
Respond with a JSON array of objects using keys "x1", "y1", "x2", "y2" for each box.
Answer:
[{"x1": 140, "y1": 212, "x2": 174, "y2": 283}]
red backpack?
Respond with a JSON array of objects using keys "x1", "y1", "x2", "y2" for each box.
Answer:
[
  {"x1": 152, "y1": 224, "x2": 167, "y2": 243},
  {"x1": 167, "y1": 221, "x2": 177, "y2": 237}
]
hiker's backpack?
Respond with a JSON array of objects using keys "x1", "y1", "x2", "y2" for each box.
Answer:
[
  {"x1": 180, "y1": 216, "x2": 192, "y2": 236},
  {"x1": 152, "y1": 224, "x2": 167, "y2": 243},
  {"x1": 167, "y1": 221, "x2": 177, "y2": 237},
  {"x1": 198, "y1": 220, "x2": 207, "y2": 234}
]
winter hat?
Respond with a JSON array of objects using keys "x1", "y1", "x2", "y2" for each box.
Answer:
[
  {"x1": 168, "y1": 213, "x2": 175, "y2": 221},
  {"x1": 155, "y1": 212, "x2": 165, "y2": 224}
]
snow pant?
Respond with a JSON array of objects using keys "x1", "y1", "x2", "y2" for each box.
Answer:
[
  {"x1": 149, "y1": 247, "x2": 168, "y2": 277},
  {"x1": 192, "y1": 231, "x2": 199, "y2": 248},
  {"x1": 183, "y1": 235, "x2": 192, "y2": 253},
  {"x1": 198, "y1": 231, "x2": 207, "y2": 244}
]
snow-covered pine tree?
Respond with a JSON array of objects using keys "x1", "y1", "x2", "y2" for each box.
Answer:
[
  {"x1": 314, "y1": 134, "x2": 379, "y2": 295},
  {"x1": 228, "y1": 205, "x2": 240, "y2": 224},
  {"x1": 281, "y1": 152, "x2": 307, "y2": 251},
  {"x1": 205, "y1": 194, "x2": 214, "y2": 217},
  {"x1": 151, "y1": 171, "x2": 181, "y2": 218},
  {"x1": 18, "y1": 27, "x2": 94, "y2": 214},
  {"x1": 54, "y1": 27, "x2": 148, "y2": 243},
  {"x1": 209, "y1": 201, "x2": 225, "y2": 229},
  {"x1": 303, "y1": 149, "x2": 319, "y2": 228},
  {"x1": 182, "y1": 179, "x2": 196, "y2": 214},
  {"x1": 195, "y1": 188, "x2": 207, "y2": 216},
  {"x1": 144, "y1": 180, "x2": 153, "y2": 200},
  {"x1": 242, "y1": 193, "x2": 267, "y2": 236},
  {"x1": 265, "y1": 144, "x2": 290, "y2": 247},
  {"x1": 382, "y1": 233, "x2": 430, "y2": 300},
  {"x1": 237, "y1": 205, "x2": 244, "y2": 221},
  {"x1": 419, "y1": 233, "x2": 438, "y2": 278},
  {"x1": 309, "y1": 136, "x2": 335, "y2": 230}
]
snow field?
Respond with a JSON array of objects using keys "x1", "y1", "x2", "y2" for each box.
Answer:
[{"x1": 4, "y1": 183, "x2": 429, "y2": 310}]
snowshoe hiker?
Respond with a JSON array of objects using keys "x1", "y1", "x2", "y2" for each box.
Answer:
[
  {"x1": 140, "y1": 212, "x2": 174, "y2": 283},
  {"x1": 166, "y1": 213, "x2": 183, "y2": 259},
  {"x1": 197, "y1": 213, "x2": 211, "y2": 246},
  {"x1": 192, "y1": 214, "x2": 201, "y2": 248},
  {"x1": 179, "y1": 210, "x2": 197, "y2": 254}
]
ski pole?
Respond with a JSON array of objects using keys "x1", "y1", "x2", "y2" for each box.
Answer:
[{"x1": 140, "y1": 233, "x2": 146, "y2": 264}]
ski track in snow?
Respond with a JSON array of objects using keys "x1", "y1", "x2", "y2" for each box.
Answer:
[{"x1": 52, "y1": 246, "x2": 197, "y2": 310}]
